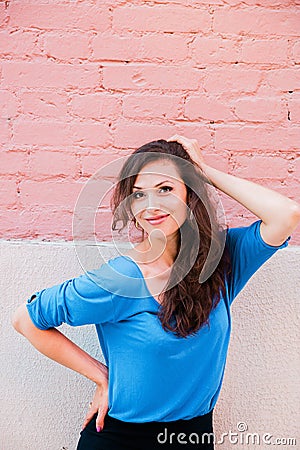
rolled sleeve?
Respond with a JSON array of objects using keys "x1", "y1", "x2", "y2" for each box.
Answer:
[
  {"x1": 26, "y1": 263, "x2": 116, "y2": 330},
  {"x1": 226, "y1": 219, "x2": 291, "y2": 305}
]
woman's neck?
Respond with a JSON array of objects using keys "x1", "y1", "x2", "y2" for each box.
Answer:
[{"x1": 136, "y1": 231, "x2": 178, "y2": 268}]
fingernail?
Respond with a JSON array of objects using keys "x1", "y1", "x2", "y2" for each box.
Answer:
[{"x1": 96, "y1": 426, "x2": 102, "y2": 432}]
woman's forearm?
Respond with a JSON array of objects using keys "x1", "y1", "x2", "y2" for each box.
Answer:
[
  {"x1": 201, "y1": 162, "x2": 300, "y2": 225},
  {"x1": 12, "y1": 303, "x2": 107, "y2": 386}
]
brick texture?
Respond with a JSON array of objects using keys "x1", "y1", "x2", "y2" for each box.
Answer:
[{"x1": 0, "y1": 1, "x2": 299, "y2": 242}]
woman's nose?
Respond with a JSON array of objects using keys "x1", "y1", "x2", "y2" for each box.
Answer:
[{"x1": 145, "y1": 191, "x2": 156, "y2": 208}]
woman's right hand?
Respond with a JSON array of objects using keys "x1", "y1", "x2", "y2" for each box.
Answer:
[{"x1": 82, "y1": 382, "x2": 109, "y2": 432}]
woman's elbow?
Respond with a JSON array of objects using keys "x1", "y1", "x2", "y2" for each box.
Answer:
[{"x1": 11, "y1": 303, "x2": 33, "y2": 335}]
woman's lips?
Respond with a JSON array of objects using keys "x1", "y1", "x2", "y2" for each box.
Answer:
[{"x1": 145, "y1": 214, "x2": 169, "y2": 225}]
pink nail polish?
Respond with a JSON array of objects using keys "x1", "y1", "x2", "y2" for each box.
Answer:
[{"x1": 96, "y1": 426, "x2": 101, "y2": 432}]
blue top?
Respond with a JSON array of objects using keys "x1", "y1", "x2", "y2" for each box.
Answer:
[{"x1": 26, "y1": 219, "x2": 290, "y2": 422}]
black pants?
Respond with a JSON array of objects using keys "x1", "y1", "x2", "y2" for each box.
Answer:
[{"x1": 77, "y1": 410, "x2": 215, "y2": 450}]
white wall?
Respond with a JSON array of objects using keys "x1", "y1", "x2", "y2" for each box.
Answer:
[{"x1": 2, "y1": 240, "x2": 299, "y2": 450}]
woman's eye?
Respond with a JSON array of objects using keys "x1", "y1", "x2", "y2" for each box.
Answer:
[
  {"x1": 132, "y1": 186, "x2": 173, "y2": 200},
  {"x1": 160, "y1": 186, "x2": 173, "y2": 193},
  {"x1": 133, "y1": 191, "x2": 144, "y2": 199}
]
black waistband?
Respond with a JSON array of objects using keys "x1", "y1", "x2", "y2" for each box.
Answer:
[{"x1": 103, "y1": 409, "x2": 214, "y2": 432}]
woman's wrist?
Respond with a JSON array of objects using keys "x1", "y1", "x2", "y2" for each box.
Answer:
[
  {"x1": 198, "y1": 162, "x2": 215, "y2": 185},
  {"x1": 89, "y1": 359, "x2": 108, "y2": 386}
]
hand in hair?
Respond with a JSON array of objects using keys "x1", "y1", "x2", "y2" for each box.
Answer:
[{"x1": 167, "y1": 135, "x2": 205, "y2": 168}]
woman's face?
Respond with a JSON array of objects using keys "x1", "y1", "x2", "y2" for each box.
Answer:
[{"x1": 130, "y1": 160, "x2": 188, "y2": 237}]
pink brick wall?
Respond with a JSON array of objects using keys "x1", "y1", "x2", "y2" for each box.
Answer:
[{"x1": 0, "y1": 1, "x2": 299, "y2": 243}]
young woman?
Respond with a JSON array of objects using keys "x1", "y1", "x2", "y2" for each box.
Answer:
[{"x1": 12, "y1": 135, "x2": 300, "y2": 450}]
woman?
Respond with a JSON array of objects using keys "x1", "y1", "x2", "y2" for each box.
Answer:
[{"x1": 12, "y1": 135, "x2": 300, "y2": 450}]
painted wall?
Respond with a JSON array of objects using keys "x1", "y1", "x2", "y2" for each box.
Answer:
[
  {"x1": 0, "y1": 1, "x2": 299, "y2": 242},
  {"x1": 4, "y1": 242, "x2": 299, "y2": 450},
  {"x1": 1, "y1": 1, "x2": 299, "y2": 449}
]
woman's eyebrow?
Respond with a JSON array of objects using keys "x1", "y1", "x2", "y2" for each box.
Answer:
[{"x1": 133, "y1": 180, "x2": 175, "y2": 189}]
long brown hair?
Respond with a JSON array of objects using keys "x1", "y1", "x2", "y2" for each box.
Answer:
[{"x1": 110, "y1": 140, "x2": 232, "y2": 338}]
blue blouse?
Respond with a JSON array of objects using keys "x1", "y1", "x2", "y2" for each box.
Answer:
[{"x1": 26, "y1": 219, "x2": 290, "y2": 422}]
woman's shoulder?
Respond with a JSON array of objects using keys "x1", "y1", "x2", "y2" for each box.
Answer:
[
  {"x1": 98, "y1": 255, "x2": 146, "y2": 300},
  {"x1": 84, "y1": 255, "x2": 139, "y2": 288},
  {"x1": 102, "y1": 253, "x2": 141, "y2": 283},
  {"x1": 107, "y1": 254, "x2": 139, "y2": 275}
]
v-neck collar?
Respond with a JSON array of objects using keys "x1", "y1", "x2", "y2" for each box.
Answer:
[{"x1": 120, "y1": 255, "x2": 162, "y2": 306}]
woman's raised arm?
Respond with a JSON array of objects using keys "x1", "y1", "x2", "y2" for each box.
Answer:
[{"x1": 168, "y1": 134, "x2": 300, "y2": 246}]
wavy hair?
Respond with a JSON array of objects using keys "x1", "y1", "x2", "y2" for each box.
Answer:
[{"x1": 110, "y1": 139, "x2": 232, "y2": 338}]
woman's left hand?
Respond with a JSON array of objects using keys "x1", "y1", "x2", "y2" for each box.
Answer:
[{"x1": 167, "y1": 135, "x2": 205, "y2": 168}]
